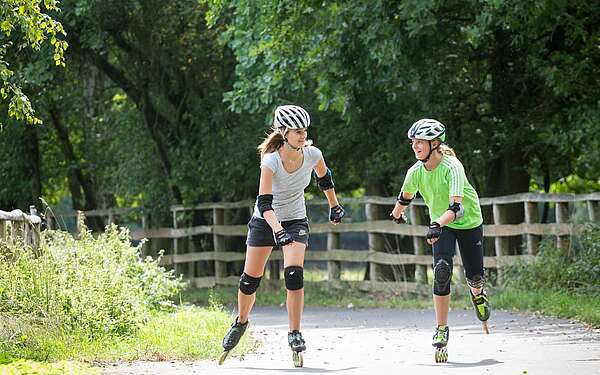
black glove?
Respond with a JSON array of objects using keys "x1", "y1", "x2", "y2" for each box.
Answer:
[
  {"x1": 426, "y1": 221, "x2": 442, "y2": 241},
  {"x1": 274, "y1": 228, "x2": 294, "y2": 246},
  {"x1": 329, "y1": 205, "x2": 345, "y2": 223},
  {"x1": 389, "y1": 212, "x2": 407, "y2": 224}
]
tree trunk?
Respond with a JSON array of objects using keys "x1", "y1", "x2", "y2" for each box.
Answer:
[
  {"x1": 487, "y1": 26, "x2": 531, "y2": 197},
  {"x1": 67, "y1": 31, "x2": 183, "y2": 204},
  {"x1": 49, "y1": 108, "x2": 104, "y2": 232},
  {"x1": 487, "y1": 27, "x2": 530, "y2": 256}
]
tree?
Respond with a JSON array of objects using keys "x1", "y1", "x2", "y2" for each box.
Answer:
[
  {"x1": 0, "y1": 0, "x2": 67, "y2": 125},
  {"x1": 205, "y1": 0, "x2": 600, "y2": 196}
]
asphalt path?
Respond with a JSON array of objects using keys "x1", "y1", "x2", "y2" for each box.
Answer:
[{"x1": 102, "y1": 306, "x2": 600, "y2": 375}]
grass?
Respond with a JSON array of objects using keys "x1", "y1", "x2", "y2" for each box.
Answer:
[
  {"x1": 0, "y1": 305, "x2": 254, "y2": 371},
  {"x1": 0, "y1": 360, "x2": 100, "y2": 374},
  {"x1": 492, "y1": 288, "x2": 600, "y2": 327},
  {"x1": 92, "y1": 304, "x2": 255, "y2": 361}
]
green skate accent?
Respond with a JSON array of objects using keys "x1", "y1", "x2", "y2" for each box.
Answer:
[
  {"x1": 432, "y1": 325, "x2": 449, "y2": 348},
  {"x1": 471, "y1": 290, "x2": 491, "y2": 322}
]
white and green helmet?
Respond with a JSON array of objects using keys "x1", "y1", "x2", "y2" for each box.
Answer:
[
  {"x1": 407, "y1": 119, "x2": 446, "y2": 142},
  {"x1": 273, "y1": 105, "x2": 311, "y2": 130}
]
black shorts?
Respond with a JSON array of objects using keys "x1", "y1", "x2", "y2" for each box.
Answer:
[
  {"x1": 245, "y1": 216, "x2": 309, "y2": 247},
  {"x1": 432, "y1": 224, "x2": 484, "y2": 281}
]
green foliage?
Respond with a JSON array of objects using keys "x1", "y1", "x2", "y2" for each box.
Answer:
[
  {"x1": 0, "y1": 223, "x2": 183, "y2": 359},
  {"x1": 3, "y1": 0, "x2": 600, "y2": 216},
  {"x1": 493, "y1": 289, "x2": 600, "y2": 328},
  {"x1": 549, "y1": 175, "x2": 600, "y2": 194},
  {"x1": 502, "y1": 224, "x2": 600, "y2": 295},
  {"x1": 28, "y1": 305, "x2": 254, "y2": 361},
  {"x1": 0, "y1": 305, "x2": 246, "y2": 362},
  {"x1": 113, "y1": 305, "x2": 254, "y2": 361},
  {"x1": 0, "y1": 0, "x2": 67, "y2": 125},
  {"x1": 0, "y1": 359, "x2": 99, "y2": 374},
  {"x1": 204, "y1": 0, "x2": 600, "y2": 195},
  {"x1": 0, "y1": 123, "x2": 35, "y2": 208},
  {"x1": 49, "y1": 0, "x2": 262, "y2": 206}
]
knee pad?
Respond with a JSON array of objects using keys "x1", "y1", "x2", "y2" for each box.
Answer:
[
  {"x1": 433, "y1": 259, "x2": 452, "y2": 296},
  {"x1": 466, "y1": 274, "x2": 485, "y2": 289},
  {"x1": 239, "y1": 272, "x2": 262, "y2": 295},
  {"x1": 284, "y1": 266, "x2": 304, "y2": 291}
]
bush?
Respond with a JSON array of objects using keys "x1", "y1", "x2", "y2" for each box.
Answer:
[
  {"x1": 502, "y1": 224, "x2": 600, "y2": 295},
  {"x1": 0, "y1": 223, "x2": 183, "y2": 351}
]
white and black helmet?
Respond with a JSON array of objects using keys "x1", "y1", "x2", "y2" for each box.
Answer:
[
  {"x1": 273, "y1": 105, "x2": 311, "y2": 130},
  {"x1": 407, "y1": 119, "x2": 446, "y2": 142}
]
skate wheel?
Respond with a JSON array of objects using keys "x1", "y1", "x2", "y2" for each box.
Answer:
[
  {"x1": 218, "y1": 350, "x2": 230, "y2": 365},
  {"x1": 293, "y1": 351, "x2": 303, "y2": 367},
  {"x1": 482, "y1": 321, "x2": 489, "y2": 334},
  {"x1": 434, "y1": 347, "x2": 448, "y2": 363}
]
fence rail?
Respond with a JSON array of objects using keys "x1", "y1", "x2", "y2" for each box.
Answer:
[
  {"x1": 50, "y1": 192, "x2": 600, "y2": 290},
  {"x1": 0, "y1": 206, "x2": 42, "y2": 249}
]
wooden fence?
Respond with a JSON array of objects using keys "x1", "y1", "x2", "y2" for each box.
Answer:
[
  {"x1": 0, "y1": 206, "x2": 42, "y2": 249},
  {"x1": 57, "y1": 192, "x2": 600, "y2": 293}
]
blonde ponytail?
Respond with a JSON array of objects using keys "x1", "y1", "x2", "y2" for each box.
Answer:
[
  {"x1": 439, "y1": 144, "x2": 456, "y2": 157},
  {"x1": 258, "y1": 129, "x2": 285, "y2": 157}
]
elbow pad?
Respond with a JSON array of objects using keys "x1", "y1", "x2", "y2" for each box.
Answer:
[
  {"x1": 396, "y1": 192, "x2": 414, "y2": 206},
  {"x1": 257, "y1": 194, "x2": 274, "y2": 216},
  {"x1": 316, "y1": 169, "x2": 334, "y2": 191},
  {"x1": 448, "y1": 201, "x2": 464, "y2": 220}
]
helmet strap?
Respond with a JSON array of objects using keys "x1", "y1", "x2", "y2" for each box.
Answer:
[
  {"x1": 419, "y1": 140, "x2": 440, "y2": 163},
  {"x1": 284, "y1": 138, "x2": 302, "y2": 151},
  {"x1": 280, "y1": 126, "x2": 303, "y2": 151}
]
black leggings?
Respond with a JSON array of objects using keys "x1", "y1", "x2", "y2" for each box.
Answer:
[{"x1": 432, "y1": 225, "x2": 484, "y2": 296}]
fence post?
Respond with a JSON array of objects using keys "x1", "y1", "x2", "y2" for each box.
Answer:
[
  {"x1": 186, "y1": 210, "x2": 195, "y2": 279},
  {"x1": 0, "y1": 220, "x2": 5, "y2": 241},
  {"x1": 172, "y1": 209, "x2": 183, "y2": 277},
  {"x1": 141, "y1": 213, "x2": 149, "y2": 257},
  {"x1": 365, "y1": 203, "x2": 384, "y2": 281},
  {"x1": 28, "y1": 205, "x2": 40, "y2": 250},
  {"x1": 555, "y1": 202, "x2": 570, "y2": 252},
  {"x1": 327, "y1": 231, "x2": 341, "y2": 281},
  {"x1": 492, "y1": 203, "x2": 509, "y2": 283},
  {"x1": 76, "y1": 211, "x2": 84, "y2": 239},
  {"x1": 587, "y1": 200, "x2": 599, "y2": 222},
  {"x1": 409, "y1": 205, "x2": 428, "y2": 285},
  {"x1": 524, "y1": 201, "x2": 540, "y2": 255},
  {"x1": 46, "y1": 214, "x2": 55, "y2": 230},
  {"x1": 213, "y1": 208, "x2": 227, "y2": 279},
  {"x1": 8, "y1": 220, "x2": 15, "y2": 241}
]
